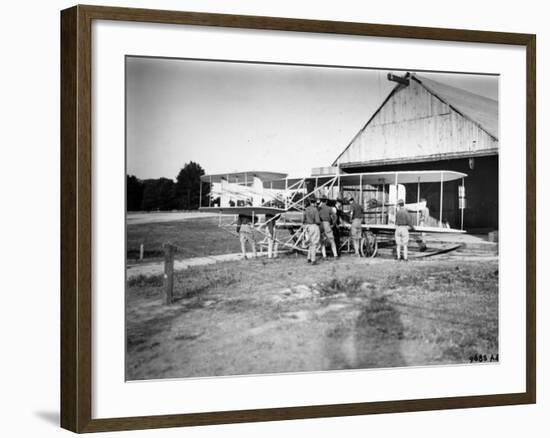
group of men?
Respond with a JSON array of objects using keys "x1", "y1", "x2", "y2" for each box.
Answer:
[
  {"x1": 302, "y1": 196, "x2": 417, "y2": 263},
  {"x1": 237, "y1": 197, "x2": 422, "y2": 262},
  {"x1": 302, "y1": 198, "x2": 340, "y2": 265}
]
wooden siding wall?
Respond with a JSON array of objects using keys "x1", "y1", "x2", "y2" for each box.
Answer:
[{"x1": 336, "y1": 80, "x2": 498, "y2": 166}]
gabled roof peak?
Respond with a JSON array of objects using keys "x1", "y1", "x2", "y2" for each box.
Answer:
[{"x1": 412, "y1": 74, "x2": 498, "y2": 139}]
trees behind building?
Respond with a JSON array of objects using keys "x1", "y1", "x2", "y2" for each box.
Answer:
[
  {"x1": 174, "y1": 161, "x2": 205, "y2": 210},
  {"x1": 126, "y1": 161, "x2": 205, "y2": 211},
  {"x1": 140, "y1": 178, "x2": 176, "y2": 211},
  {"x1": 126, "y1": 175, "x2": 145, "y2": 211}
]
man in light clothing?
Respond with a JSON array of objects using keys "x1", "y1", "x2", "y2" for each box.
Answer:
[
  {"x1": 303, "y1": 199, "x2": 321, "y2": 265},
  {"x1": 349, "y1": 197, "x2": 363, "y2": 256},
  {"x1": 395, "y1": 199, "x2": 414, "y2": 261},
  {"x1": 237, "y1": 213, "x2": 257, "y2": 259},
  {"x1": 419, "y1": 197, "x2": 430, "y2": 227},
  {"x1": 415, "y1": 197, "x2": 429, "y2": 252},
  {"x1": 264, "y1": 213, "x2": 280, "y2": 259}
]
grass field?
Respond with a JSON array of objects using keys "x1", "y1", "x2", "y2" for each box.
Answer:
[
  {"x1": 127, "y1": 216, "x2": 237, "y2": 260},
  {"x1": 126, "y1": 255, "x2": 499, "y2": 380},
  {"x1": 127, "y1": 215, "x2": 290, "y2": 261}
]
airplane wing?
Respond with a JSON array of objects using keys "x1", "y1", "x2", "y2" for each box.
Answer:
[{"x1": 201, "y1": 171, "x2": 288, "y2": 184}]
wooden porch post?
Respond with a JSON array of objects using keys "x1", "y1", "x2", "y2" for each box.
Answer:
[
  {"x1": 417, "y1": 178, "x2": 420, "y2": 226},
  {"x1": 381, "y1": 181, "x2": 385, "y2": 224},
  {"x1": 439, "y1": 171, "x2": 444, "y2": 226},
  {"x1": 461, "y1": 177, "x2": 465, "y2": 231},
  {"x1": 359, "y1": 174, "x2": 363, "y2": 208}
]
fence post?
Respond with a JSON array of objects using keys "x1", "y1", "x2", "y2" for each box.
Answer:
[{"x1": 163, "y1": 243, "x2": 175, "y2": 305}]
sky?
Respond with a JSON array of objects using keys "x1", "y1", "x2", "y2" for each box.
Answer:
[{"x1": 126, "y1": 57, "x2": 498, "y2": 180}]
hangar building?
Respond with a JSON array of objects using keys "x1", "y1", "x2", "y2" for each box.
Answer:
[{"x1": 333, "y1": 73, "x2": 498, "y2": 231}]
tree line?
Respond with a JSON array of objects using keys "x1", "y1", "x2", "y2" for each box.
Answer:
[{"x1": 127, "y1": 161, "x2": 206, "y2": 211}]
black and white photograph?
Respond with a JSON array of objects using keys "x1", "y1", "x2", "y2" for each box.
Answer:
[
  {"x1": 1, "y1": 0, "x2": 544, "y2": 435},
  {"x1": 125, "y1": 56, "x2": 499, "y2": 381}
]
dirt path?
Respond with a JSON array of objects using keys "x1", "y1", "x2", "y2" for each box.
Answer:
[
  {"x1": 126, "y1": 256, "x2": 499, "y2": 380},
  {"x1": 127, "y1": 243, "x2": 497, "y2": 279},
  {"x1": 127, "y1": 252, "x2": 267, "y2": 278}
]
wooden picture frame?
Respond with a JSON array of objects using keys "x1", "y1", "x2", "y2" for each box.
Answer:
[{"x1": 60, "y1": 4, "x2": 536, "y2": 433}]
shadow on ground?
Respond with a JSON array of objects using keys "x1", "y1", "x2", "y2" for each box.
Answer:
[{"x1": 325, "y1": 296, "x2": 406, "y2": 369}]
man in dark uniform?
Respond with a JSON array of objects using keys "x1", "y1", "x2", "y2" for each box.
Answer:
[
  {"x1": 318, "y1": 198, "x2": 338, "y2": 259},
  {"x1": 395, "y1": 199, "x2": 414, "y2": 261},
  {"x1": 302, "y1": 199, "x2": 321, "y2": 264}
]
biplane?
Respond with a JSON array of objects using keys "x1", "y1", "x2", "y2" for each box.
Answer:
[{"x1": 199, "y1": 169, "x2": 467, "y2": 258}]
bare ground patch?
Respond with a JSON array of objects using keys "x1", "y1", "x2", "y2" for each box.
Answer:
[{"x1": 126, "y1": 256, "x2": 498, "y2": 380}]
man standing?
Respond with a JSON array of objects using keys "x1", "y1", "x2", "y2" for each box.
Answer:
[
  {"x1": 416, "y1": 197, "x2": 429, "y2": 252},
  {"x1": 264, "y1": 213, "x2": 280, "y2": 259},
  {"x1": 349, "y1": 197, "x2": 363, "y2": 256},
  {"x1": 318, "y1": 198, "x2": 338, "y2": 259},
  {"x1": 332, "y1": 199, "x2": 343, "y2": 251},
  {"x1": 303, "y1": 199, "x2": 321, "y2": 265},
  {"x1": 419, "y1": 197, "x2": 430, "y2": 226},
  {"x1": 395, "y1": 199, "x2": 414, "y2": 261},
  {"x1": 237, "y1": 212, "x2": 257, "y2": 259}
]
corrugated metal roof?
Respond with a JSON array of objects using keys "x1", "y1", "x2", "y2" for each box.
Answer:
[{"x1": 413, "y1": 75, "x2": 498, "y2": 139}]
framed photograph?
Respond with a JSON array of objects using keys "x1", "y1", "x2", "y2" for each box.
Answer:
[{"x1": 60, "y1": 4, "x2": 536, "y2": 433}]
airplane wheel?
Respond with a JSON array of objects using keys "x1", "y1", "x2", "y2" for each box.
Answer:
[{"x1": 370, "y1": 236, "x2": 378, "y2": 258}]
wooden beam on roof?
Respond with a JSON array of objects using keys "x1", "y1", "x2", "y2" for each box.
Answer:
[{"x1": 338, "y1": 149, "x2": 499, "y2": 169}]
